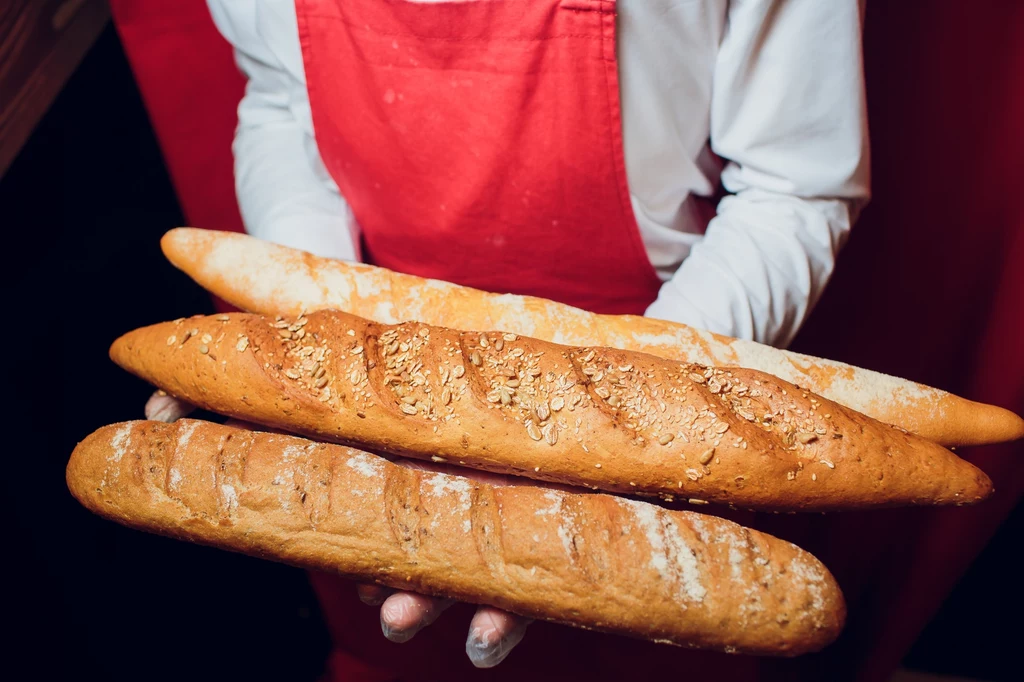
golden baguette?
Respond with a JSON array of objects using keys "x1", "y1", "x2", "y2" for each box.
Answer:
[
  {"x1": 67, "y1": 419, "x2": 846, "y2": 656},
  {"x1": 109, "y1": 310, "x2": 992, "y2": 510},
  {"x1": 159, "y1": 228, "x2": 1024, "y2": 448}
]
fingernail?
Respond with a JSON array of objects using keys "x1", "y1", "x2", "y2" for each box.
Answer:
[
  {"x1": 465, "y1": 628, "x2": 503, "y2": 668},
  {"x1": 380, "y1": 614, "x2": 419, "y2": 644},
  {"x1": 465, "y1": 623, "x2": 528, "y2": 668},
  {"x1": 379, "y1": 598, "x2": 421, "y2": 643}
]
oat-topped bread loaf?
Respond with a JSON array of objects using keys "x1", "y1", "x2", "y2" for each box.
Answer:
[
  {"x1": 160, "y1": 227, "x2": 1024, "y2": 448},
  {"x1": 109, "y1": 311, "x2": 992, "y2": 511},
  {"x1": 67, "y1": 419, "x2": 846, "y2": 656}
]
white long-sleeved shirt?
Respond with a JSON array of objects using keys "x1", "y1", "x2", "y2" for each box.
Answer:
[{"x1": 206, "y1": 0, "x2": 870, "y2": 347}]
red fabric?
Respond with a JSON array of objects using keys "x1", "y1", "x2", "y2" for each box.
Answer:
[
  {"x1": 110, "y1": 2, "x2": 1023, "y2": 681},
  {"x1": 296, "y1": 0, "x2": 663, "y2": 315},
  {"x1": 778, "y1": 4, "x2": 1024, "y2": 680},
  {"x1": 108, "y1": 0, "x2": 245, "y2": 314},
  {"x1": 108, "y1": 0, "x2": 245, "y2": 236}
]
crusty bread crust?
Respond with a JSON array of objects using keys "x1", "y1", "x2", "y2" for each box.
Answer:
[
  {"x1": 108, "y1": 310, "x2": 992, "y2": 510},
  {"x1": 67, "y1": 419, "x2": 846, "y2": 656},
  {"x1": 159, "y1": 228, "x2": 1024, "y2": 449}
]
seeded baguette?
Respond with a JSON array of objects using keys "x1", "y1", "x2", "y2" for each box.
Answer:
[
  {"x1": 160, "y1": 227, "x2": 1024, "y2": 448},
  {"x1": 67, "y1": 419, "x2": 846, "y2": 656},
  {"x1": 109, "y1": 310, "x2": 992, "y2": 511}
]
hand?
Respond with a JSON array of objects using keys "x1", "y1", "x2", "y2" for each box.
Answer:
[
  {"x1": 361, "y1": 585, "x2": 530, "y2": 668},
  {"x1": 143, "y1": 390, "x2": 540, "y2": 667}
]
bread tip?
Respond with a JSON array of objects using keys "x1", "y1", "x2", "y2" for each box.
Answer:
[
  {"x1": 108, "y1": 322, "x2": 175, "y2": 374},
  {"x1": 160, "y1": 227, "x2": 204, "y2": 268},
  {"x1": 940, "y1": 398, "x2": 1024, "y2": 447},
  {"x1": 942, "y1": 460, "x2": 995, "y2": 507},
  {"x1": 160, "y1": 226, "x2": 192, "y2": 247},
  {"x1": 974, "y1": 402, "x2": 1024, "y2": 446},
  {"x1": 970, "y1": 467, "x2": 995, "y2": 503},
  {"x1": 107, "y1": 329, "x2": 137, "y2": 368},
  {"x1": 1005, "y1": 409, "x2": 1024, "y2": 443},
  {"x1": 66, "y1": 421, "x2": 140, "y2": 509}
]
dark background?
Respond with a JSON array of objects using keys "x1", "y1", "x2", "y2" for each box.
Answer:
[{"x1": 4, "y1": 26, "x2": 1019, "y2": 682}]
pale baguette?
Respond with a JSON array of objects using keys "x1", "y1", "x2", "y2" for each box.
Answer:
[
  {"x1": 67, "y1": 419, "x2": 846, "y2": 656},
  {"x1": 109, "y1": 310, "x2": 992, "y2": 510},
  {"x1": 159, "y1": 228, "x2": 1024, "y2": 449}
]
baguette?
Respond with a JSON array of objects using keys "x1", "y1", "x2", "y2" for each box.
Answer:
[
  {"x1": 159, "y1": 227, "x2": 1024, "y2": 449},
  {"x1": 109, "y1": 310, "x2": 992, "y2": 511},
  {"x1": 67, "y1": 419, "x2": 846, "y2": 656}
]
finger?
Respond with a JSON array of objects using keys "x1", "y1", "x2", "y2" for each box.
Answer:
[
  {"x1": 145, "y1": 391, "x2": 195, "y2": 422},
  {"x1": 356, "y1": 583, "x2": 394, "y2": 606},
  {"x1": 379, "y1": 592, "x2": 455, "y2": 643},
  {"x1": 465, "y1": 606, "x2": 532, "y2": 668}
]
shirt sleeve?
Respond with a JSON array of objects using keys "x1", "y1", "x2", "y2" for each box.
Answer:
[
  {"x1": 206, "y1": 0, "x2": 359, "y2": 261},
  {"x1": 644, "y1": 0, "x2": 870, "y2": 348}
]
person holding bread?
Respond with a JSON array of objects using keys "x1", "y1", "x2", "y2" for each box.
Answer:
[{"x1": 147, "y1": 0, "x2": 870, "y2": 678}]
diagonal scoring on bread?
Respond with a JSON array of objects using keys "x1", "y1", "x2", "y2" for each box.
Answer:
[
  {"x1": 108, "y1": 310, "x2": 992, "y2": 511},
  {"x1": 159, "y1": 227, "x2": 1024, "y2": 449},
  {"x1": 67, "y1": 419, "x2": 847, "y2": 656}
]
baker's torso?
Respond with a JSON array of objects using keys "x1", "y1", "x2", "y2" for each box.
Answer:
[{"x1": 213, "y1": 0, "x2": 729, "y2": 279}]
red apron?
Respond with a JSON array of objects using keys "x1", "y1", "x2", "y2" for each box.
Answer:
[
  {"x1": 297, "y1": 0, "x2": 752, "y2": 679},
  {"x1": 296, "y1": 0, "x2": 664, "y2": 315}
]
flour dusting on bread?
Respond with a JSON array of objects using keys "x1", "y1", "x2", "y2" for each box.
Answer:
[{"x1": 161, "y1": 228, "x2": 1024, "y2": 447}]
